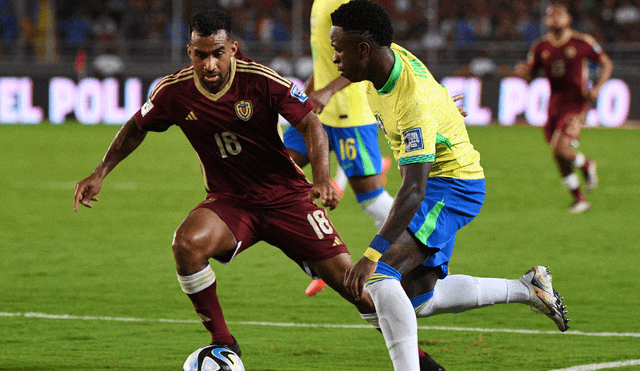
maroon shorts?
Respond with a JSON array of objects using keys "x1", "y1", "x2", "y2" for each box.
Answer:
[
  {"x1": 194, "y1": 197, "x2": 349, "y2": 274},
  {"x1": 544, "y1": 105, "x2": 588, "y2": 143}
]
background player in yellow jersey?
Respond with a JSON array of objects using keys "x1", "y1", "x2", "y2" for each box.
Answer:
[
  {"x1": 284, "y1": 0, "x2": 394, "y2": 296},
  {"x1": 331, "y1": 2, "x2": 570, "y2": 370}
]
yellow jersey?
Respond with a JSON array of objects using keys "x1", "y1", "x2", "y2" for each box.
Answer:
[
  {"x1": 366, "y1": 44, "x2": 484, "y2": 180},
  {"x1": 310, "y1": 0, "x2": 375, "y2": 127}
]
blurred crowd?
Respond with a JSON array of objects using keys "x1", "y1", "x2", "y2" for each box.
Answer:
[{"x1": 1, "y1": 0, "x2": 639, "y2": 78}]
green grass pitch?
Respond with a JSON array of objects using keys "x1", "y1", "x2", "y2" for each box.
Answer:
[{"x1": 1, "y1": 122, "x2": 639, "y2": 370}]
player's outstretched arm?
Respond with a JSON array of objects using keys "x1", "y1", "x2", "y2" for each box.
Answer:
[
  {"x1": 295, "y1": 111, "x2": 339, "y2": 210},
  {"x1": 344, "y1": 162, "x2": 432, "y2": 299},
  {"x1": 308, "y1": 75, "x2": 351, "y2": 115},
  {"x1": 73, "y1": 116, "x2": 148, "y2": 211}
]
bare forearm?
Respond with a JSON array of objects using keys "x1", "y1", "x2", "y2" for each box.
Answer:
[
  {"x1": 378, "y1": 162, "x2": 431, "y2": 243},
  {"x1": 595, "y1": 55, "x2": 613, "y2": 90},
  {"x1": 379, "y1": 186, "x2": 424, "y2": 243},
  {"x1": 303, "y1": 75, "x2": 314, "y2": 96},
  {"x1": 305, "y1": 124, "x2": 332, "y2": 184},
  {"x1": 94, "y1": 117, "x2": 147, "y2": 179},
  {"x1": 297, "y1": 112, "x2": 331, "y2": 183},
  {"x1": 323, "y1": 75, "x2": 351, "y2": 96}
]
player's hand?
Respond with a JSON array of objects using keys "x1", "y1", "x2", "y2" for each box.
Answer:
[
  {"x1": 582, "y1": 85, "x2": 600, "y2": 103},
  {"x1": 451, "y1": 94, "x2": 467, "y2": 117},
  {"x1": 308, "y1": 88, "x2": 332, "y2": 115},
  {"x1": 309, "y1": 181, "x2": 340, "y2": 210},
  {"x1": 514, "y1": 61, "x2": 529, "y2": 78},
  {"x1": 73, "y1": 174, "x2": 102, "y2": 211},
  {"x1": 344, "y1": 256, "x2": 377, "y2": 300}
]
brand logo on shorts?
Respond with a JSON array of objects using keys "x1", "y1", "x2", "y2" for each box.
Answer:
[
  {"x1": 235, "y1": 100, "x2": 252, "y2": 121},
  {"x1": 403, "y1": 128, "x2": 424, "y2": 152}
]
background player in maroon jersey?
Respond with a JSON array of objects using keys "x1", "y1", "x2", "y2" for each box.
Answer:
[
  {"x1": 514, "y1": 0, "x2": 613, "y2": 213},
  {"x1": 73, "y1": 8, "x2": 379, "y2": 359}
]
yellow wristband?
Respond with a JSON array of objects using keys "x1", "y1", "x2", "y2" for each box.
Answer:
[{"x1": 363, "y1": 247, "x2": 382, "y2": 262}]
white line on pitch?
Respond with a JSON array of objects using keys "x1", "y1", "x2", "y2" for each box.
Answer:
[
  {"x1": 2, "y1": 311, "x2": 640, "y2": 338},
  {"x1": 548, "y1": 359, "x2": 640, "y2": 370}
]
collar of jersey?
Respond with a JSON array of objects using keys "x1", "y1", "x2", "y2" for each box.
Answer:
[
  {"x1": 547, "y1": 29, "x2": 573, "y2": 48},
  {"x1": 376, "y1": 48, "x2": 402, "y2": 95},
  {"x1": 193, "y1": 57, "x2": 237, "y2": 100}
]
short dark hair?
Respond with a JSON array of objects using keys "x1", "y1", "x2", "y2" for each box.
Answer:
[
  {"x1": 331, "y1": 0, "x2": 393, "y2": 47},
  {"x1": 188, "y1": 9, "x2": 232, "y2": 41},
  {"x1": 548, "y1": 0, "x2": 570, "y2": 11}
]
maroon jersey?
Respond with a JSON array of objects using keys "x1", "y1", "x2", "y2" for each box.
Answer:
[
  {"x1": 134, "y1": 54, "x2": 315, "y2": 208},
  {"x1": 528, "y1": 30, "x2": 604, "y2": 115}
]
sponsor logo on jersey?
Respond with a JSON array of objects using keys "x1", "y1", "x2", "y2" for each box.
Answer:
[
  {"x1": 542, "y1": 50, "x2": 550, "y2": 60},
  {"x1": 234, "y1": 100, "x2": 253, "y2": 121},
  {"x1": 403, "y1": 128, "x2": 424, "y2": 152},
  {"x1": 141, "y1": 100, "x2": 154, "y2": 117},
  {"x1": 185, "y1": 111, "x2": 198, "y2": 121},
  {"x1": 290, "y1": 83, "x2": 308, "y2": 103}
]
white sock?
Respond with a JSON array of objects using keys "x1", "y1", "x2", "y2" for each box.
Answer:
[
  {"x1": 177, "y1": 265, "x2": 216, "y2": 294},
  {"x1": 563, "y1": 173, "x2": 580, "y2": 191},
  {"x1": 333, "y1": 165, "x2": 348, "y2": 191},
  {"x1": 360, "y1": 312, "x2": 380, "y2": 329},
  {"x1": 415, "y1": 275, "x2": 531, "y2": 318},
  {"x1": 366, "y1": 279, "x2": 420, "y2": 371},
  {"x1": 361, "y1": 190, "x2": 393, "y2": 229},
  {"x1": 573, "y1": 152, "x2": 586, "y2": 168}
]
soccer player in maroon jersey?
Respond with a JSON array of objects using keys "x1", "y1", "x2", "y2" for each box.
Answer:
[
  {"x1": 73, "y1": 8, "x2": 378, "y2": 359},
  {"x1": 514, "y1": 0, "x2": 613, "y2": 213}
]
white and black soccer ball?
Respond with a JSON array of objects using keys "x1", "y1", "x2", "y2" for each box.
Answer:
[{"x1": 183, "y1": 345, "x2": 245, "y2": 371}]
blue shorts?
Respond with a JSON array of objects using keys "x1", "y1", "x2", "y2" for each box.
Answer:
[
  {"x1": 408, "y1": 177, "x2": 486, "y2": 279},
  {"x1": 283, "y1": 123, "x2": 384, "y2": 177}
]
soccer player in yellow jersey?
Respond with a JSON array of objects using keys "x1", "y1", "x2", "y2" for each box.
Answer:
[
  {"x1": 284, "y1": 0, "x2": 394, "y2": 297},
  {"x1": 331, "y1": 2, "x2": 570, "y2": 370}
]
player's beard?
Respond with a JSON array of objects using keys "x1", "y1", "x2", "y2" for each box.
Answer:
[{"x1": 201, "y1": 70, "x2": 229, "y2": 93}]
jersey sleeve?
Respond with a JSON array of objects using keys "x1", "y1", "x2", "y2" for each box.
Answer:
[
  {"x1": 583, "y1": 35, "x2": 605, "y2": 62},
  {"x1": 134, "y1": 83, "x2": 175, "y2": 132},
  {"x1": 273, "y1": 80, "x2": 315, "y2": 127},
  {"x1": 396, "y1": 97, "x2": 437, "y2": 166}
]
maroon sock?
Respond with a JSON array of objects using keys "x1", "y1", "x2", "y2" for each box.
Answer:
[
  {"x1": 571, "y1": 189, "x2": 586, "y2": 202},
  {"x1": 186, "y1": 281, "x2": 234, "y2": 344}
]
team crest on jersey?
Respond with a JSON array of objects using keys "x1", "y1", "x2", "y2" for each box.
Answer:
[
  {"x1": 565, "y1": 46, "x2": 577, "y2": 59},
  {"x1": 541, "y1": 50, "x2": 550, "y2": 59},
  {"x1": 141, "y1": 100, "x2": 154, "y2": 117},
  {"x1": 290, "y1": 83, "x2": 308, "y2": 103},
  {"x1": 234, "y1": 100, "x2": 253, "y2": 121},
  {"x1": 403, "y1": 128, "x2": 424, "y2": 152}
]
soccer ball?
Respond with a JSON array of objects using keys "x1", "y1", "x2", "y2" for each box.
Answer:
[{"x1": 182, "y1": 345, "x2": 245, "y2": 371}]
